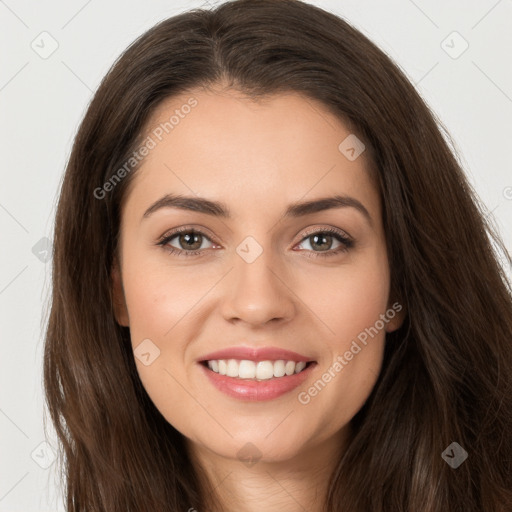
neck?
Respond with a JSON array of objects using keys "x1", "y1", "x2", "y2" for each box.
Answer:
[{"x1": 186, "y1": 425, "x2": 352, "y2": 512}]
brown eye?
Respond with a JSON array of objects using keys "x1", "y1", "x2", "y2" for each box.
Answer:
[
  {"x1": 308, "y1": 233, "x2": 335, "y2": 252},
  {"x1": 174, "y1": 231, "x2": 204, "y2": 251},
  {"x1": 157, "y1": 228, "x2": 215, "y2": 257},
  {"x1": 295, "y1": 228, "x2": 354, "y2": 258}
]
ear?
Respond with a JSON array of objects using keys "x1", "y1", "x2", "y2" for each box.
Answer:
[
  {"x1": 111, "y1": 259, "x2": 130, "y2": 327},
  {"x1": 384, "y1": 298, "x2": 406, "y2": 333}
]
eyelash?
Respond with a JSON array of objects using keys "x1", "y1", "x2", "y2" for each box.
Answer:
[{"x1": 156, "y1": 226, "x2": 354, "y2": 259}]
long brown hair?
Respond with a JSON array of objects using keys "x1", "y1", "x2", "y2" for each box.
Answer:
[{"x1": 43, "y1": 0, "x2": 512, "y2": 510}]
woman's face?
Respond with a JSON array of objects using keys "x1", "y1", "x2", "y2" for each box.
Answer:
[{"x1": 113, "y1": 86, "x2": 403, "y2": 463}]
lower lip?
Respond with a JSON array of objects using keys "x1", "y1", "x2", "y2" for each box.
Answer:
[{"x1": 199, "y1": 362, "x2": 317, "y2": 401}]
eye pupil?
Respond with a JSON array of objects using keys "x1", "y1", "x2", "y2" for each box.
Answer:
[
  {"x1": 311, "y1": 233, "x2": 332, "y2": 252},
  {"x1": 180, "y1": 232, "x2": 202, "y2": 250}
]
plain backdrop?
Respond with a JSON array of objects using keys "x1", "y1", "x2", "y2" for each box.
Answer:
[{"x1": 1, "y1": 0, "x2": 511, "y2": 510}]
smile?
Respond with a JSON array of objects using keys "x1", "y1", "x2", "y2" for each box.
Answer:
[
  {"x1": 204, "y1": 359, "x2": 312, "y2": 380},
  {"x1": 199, "y1": 359, "x2": 318, "y2": 401}
]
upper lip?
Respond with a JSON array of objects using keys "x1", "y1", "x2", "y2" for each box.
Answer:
[{"x1": 198, "y1": 346, "x2": 315, "y2": 363}]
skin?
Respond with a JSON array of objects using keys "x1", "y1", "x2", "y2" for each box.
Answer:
[{"x1": 112, "y1": 84, "x2": 405, "y2": 512}]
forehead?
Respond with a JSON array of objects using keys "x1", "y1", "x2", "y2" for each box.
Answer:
[{"x1": 123, "y1": 87, "x2": 380, "y2": 224}]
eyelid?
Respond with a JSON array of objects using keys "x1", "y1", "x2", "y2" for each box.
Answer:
[
  {"x1": 294, "y1": 225, "x2": 353, "y2": 245},
  {"x1": 157, "y1": 224, "x2": 219, "y2": 245}
]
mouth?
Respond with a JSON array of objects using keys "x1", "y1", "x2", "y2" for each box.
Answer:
[
  {"x1": 198, "y1": 358, "x2": 318, "y2": 401},
  {"x1": 199, "y1": 359, "x2": 317, "y2": 381}
]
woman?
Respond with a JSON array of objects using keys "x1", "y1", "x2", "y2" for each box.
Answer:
[{"x1": 43, "y1": 0, "x2": 512, "y2": 510}]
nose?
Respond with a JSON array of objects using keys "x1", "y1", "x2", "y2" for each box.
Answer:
[{"x1": 220, "y1": 246, "x2": 295, "y2": 327}]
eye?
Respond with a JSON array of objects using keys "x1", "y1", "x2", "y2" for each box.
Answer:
[
  {"x1": 156, "y1": 226, "x2": 354, "y2": 258},
  {"x1": 294, "y1": 227, "x2": 354, "y2": 258},
  {"x1": 157, "y1": 227, "x2": 217, "y2": 257}
]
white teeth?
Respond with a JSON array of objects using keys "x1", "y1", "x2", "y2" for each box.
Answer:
[
  {"x1": 206, "y1": 359, "x2": 310, "y2": 380},
  {"x1": 273, "y1": 360, "x2": 286, "y2": 377},
  {"x1": 239, "y1": 360, "x2": 256, "y2": 379},
  {"x1": 285, "y1": 360, "x2": 296, "y2": 375},
  {"x1": 295, "y1": 361, "x2": 306, "y2": 373},
  {"x1": 256, "y1": 361, "x2": 274, "y2": 380},
  {"x1": 218, "y1": 360, "x2": 227, "y2": 375},
  {"x1": 226, "y1": 359, "x2": 239, "y2": 377}
]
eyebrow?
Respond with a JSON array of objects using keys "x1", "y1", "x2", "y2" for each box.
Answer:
[{"x1": 142, "y1": 193, "x2": 373, "y2": 226}]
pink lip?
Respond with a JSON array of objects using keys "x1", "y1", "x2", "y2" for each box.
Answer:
[
  {"x1": 199, "y1": 361, "x2": 317, "y2": 401},
  {"x1": 198, "y1": 346, "x2": 314, "y2": 363}
]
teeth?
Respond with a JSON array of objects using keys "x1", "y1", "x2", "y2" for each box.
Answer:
[
  {"x1": 256, "y1": 361, "x2": 273, "y2": 380},
  {"x1": 206, "y1": 359, "x2": 308, "y2": 380},
  {"x1": 226, "y1": 359, "x2": 239, "y2": 377},
  {"x1": 240, "y1": 360, "x2": 256, "y2": 379},
  {"x1": 285, "y1": 360, "x2": 296, "y2": 375},
  {"x1": 273, "y1": 360, "x2": 286, "y2": 377}
]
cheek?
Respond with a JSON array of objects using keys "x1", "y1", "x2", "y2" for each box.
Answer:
[
  {"x1": 122, "y1": 258, "x2": 209, "y2": 341},
  {"x1": 302, "y1": 248, "x2": 391, "y2": 348},
  {"x1": 120, "y1": 250, "x2": 221, "y2": 395},
  {"x1": 121, "y1": 262, "x2": 203, "y2": 426},
  {"x1": 292, "y1": 251, "x2": 390, "y2": 426}
]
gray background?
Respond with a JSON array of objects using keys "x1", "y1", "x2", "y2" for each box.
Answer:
[{"x1": 1, "y1": 0, "x2": 511, "y2": 510}]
